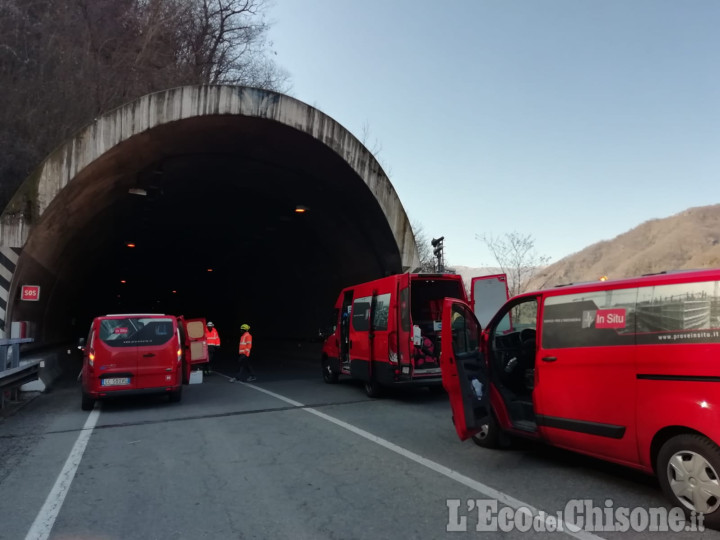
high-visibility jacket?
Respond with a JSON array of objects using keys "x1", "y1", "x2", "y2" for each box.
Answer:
[
  {"x1": 206, "y1": 328, "x2": 221, "y2": 346},
  {"x1": 238, "y1": 332, "x2": 252, "y2": 356}
]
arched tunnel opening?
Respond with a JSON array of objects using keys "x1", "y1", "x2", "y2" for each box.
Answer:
[{"x1": 4, "y1": 90, "x2": 418, "y2": 375}]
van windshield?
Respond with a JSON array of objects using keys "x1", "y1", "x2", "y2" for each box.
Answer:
[{"x1": 99, "y1": 317, "x2": 175, "y2": 347}]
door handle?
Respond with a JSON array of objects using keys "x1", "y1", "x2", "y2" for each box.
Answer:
[
  {"x1": 143, "y1": 353, "x2": 156, "y2": 358},
  {"x1": 541, "y1": 356, "x2": 557, "y2": 362}
]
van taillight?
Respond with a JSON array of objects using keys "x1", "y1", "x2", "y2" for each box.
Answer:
[
  {"x1": 177, "y1": 348, "x2": 182, "y2": 360},
  {"x1": 388, "y1": 334, "x2": 398, "y2": 364},
  {"x1": 89, "y1": 349, "x2": 95, "y2": 367}
]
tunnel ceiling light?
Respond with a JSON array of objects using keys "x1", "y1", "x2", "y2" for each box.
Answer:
[
  {"x1": 207, "y1": 268, "x2": 213, "y2": 272},
  {"x1": 172, "y1": 290, "x2": 177, "y2": 294},
  {"x1": 125, "y1": 242, "x2": 136, "y2": 248},
  {"x1": 295, "y1": 205, "x2": 308, "y2": 213},
  {"x1": 120, "y1": 280, "x2": 127, "y2": 284},
  {"x1": 128, "y1": 188, "x2": 147, "y2": 196}
]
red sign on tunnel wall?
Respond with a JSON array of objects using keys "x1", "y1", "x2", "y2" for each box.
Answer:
[{"x1": 21, "y1": 285, "x2": 41, "y2": 301}]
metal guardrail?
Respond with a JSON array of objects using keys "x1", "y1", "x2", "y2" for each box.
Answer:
[{"x1": 0, "y1": 338, "x2": 37, "y2": 395}]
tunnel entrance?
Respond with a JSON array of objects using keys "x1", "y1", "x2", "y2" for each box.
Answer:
[{"x1": 1, "y1": 86, "x2": 418, "y2": 352}]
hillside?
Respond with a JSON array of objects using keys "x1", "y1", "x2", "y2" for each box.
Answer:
[{"x1": 525, "y1": 204, "x2": 720, "y2": 290}]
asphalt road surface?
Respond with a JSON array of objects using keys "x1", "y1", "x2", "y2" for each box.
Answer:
[{"x1": 1, "y1": 346, "x2": 718, "y2": 540}]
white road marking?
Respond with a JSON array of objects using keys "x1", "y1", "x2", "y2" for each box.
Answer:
[
  {"x1": 245, "y1": 382, "x2": 605, "y2": 540},
  {"x1": 25, "y1": 407, "x2": 100, "y2": 540}
]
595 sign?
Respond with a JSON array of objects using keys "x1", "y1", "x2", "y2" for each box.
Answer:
[{"x1": 21, "y1": 285, "x2": 41, "y2": 301}]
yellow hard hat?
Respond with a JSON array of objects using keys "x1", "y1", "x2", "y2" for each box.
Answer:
[{"x1": 240, "y1": 324, "x2": 250, "y2": 331}]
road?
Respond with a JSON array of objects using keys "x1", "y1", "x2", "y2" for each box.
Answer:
[{"x1": 1, "y1": 348, "x2": 718, "y2": 540}]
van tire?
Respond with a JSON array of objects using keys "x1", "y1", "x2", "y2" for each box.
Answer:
[
  {"x1": 657, "y1": 433, "x2": 720, "y2": 529},
  {"x1": 169, "y1": 385, "x2": 182, "y2": 403},
  {"x1": 182, "y1": 359, "x2": 189, "y2": 385},
  {"x1": 81, "y1": 393, "x2": 95, "y2": 411},
  {"x1": 471, "y1": 412, "x2": 511, "y2": 449},
  {"x1": 322, "y1": 357, "x2": 339, "y2": 384},
  {"x1": 364, "y1": 379, "x2": 382, "y2": 398}
]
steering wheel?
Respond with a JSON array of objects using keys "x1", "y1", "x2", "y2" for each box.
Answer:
[{"x1": 520, "y1": 328, "x2": 536, "y2": 344}]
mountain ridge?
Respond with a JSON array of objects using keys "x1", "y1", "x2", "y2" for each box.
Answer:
[{"x1": 524, "y1": 204, "x2": 720, "y2": 290}]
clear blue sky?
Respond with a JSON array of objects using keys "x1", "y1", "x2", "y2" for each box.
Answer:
[{"x1": 268, "y1": 0, "x2": 720, "y2": 267}]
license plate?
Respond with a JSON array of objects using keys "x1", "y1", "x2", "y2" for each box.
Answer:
[{"x1": 101, "y1": 377, "x2": 130, "y2": 386}]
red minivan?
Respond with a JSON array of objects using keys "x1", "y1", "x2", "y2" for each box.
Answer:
[
  {"x1": 80, "y1": 314, "x2": 207, "y2": 410},
  {"x1": 321, "y1": 273, "x2": 508, "y2": 397},
  {"x1": 440, "y1": 268, "x2": 720, "y2": 528}
]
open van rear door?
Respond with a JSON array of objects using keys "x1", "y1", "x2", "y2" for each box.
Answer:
[
  {"x1": 440, "y1": 298, "x2": 490, "y2": 441},
  {"x1": 181, "y1": 317, "x2": 208, "y2": 368},
  {"x1": 470, "y1": 274, "x2": 509, "y2": 328}
]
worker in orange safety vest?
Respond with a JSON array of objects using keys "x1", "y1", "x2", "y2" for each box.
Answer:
[
  {"x1": 204, "y1": 321, "x2": 221, "y2": 375},
  {"x1": 230, "y1": 323, "x2": 255, "y2": 382}
]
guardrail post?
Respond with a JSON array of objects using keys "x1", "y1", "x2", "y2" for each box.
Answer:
[
  {"x1": 0, "y1": 338, "x2": 37, "y2": 409},
  {"x1": 1, "y1": 343, "x2": 8, "y2": 371}
]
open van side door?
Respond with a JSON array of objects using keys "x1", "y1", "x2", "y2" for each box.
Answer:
[
  {"x1": 470, "y1": 274, "x2": 509, "y2": 329},
  {"x1": 440, "y1": 298, "x2": 490, "y2": 441},
  {"x1": 179, "y1": 317, "x2": 208, "y2": 377}
]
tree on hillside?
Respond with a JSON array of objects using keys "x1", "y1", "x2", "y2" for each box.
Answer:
[
  {"x1": 0, "y1": 0, "x2": 289, "y2": 208},
  {"x1": 477, "y1": 231, "x2": 550, "y2": 296}
]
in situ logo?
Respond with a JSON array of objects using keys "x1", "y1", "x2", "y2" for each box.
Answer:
[{"x1": 446, "y1": 499, "x2": 705, "y2": 533}]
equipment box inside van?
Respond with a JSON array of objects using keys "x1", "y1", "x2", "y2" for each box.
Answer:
[{"x1": 321, "y1": 273, "x2": 508, "y2": 397}]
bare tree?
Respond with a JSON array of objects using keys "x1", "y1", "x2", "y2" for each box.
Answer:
[
  {"x1": 477, "y1": 231, "x2": 550, "y2": 296},
  {"x1": 0, "y1": 0, "x2": 289, "y2": 207},
  {"x1": 176, "y1": 0, "x2": 289, "y2": 89}
]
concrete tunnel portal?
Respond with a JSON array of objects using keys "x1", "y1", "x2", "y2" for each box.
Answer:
[{"x1": 0, "y1": 86, "x2": 419, "y2": 359}]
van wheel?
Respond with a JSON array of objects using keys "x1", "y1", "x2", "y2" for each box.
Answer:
[
  {"x1": 182, "y1": 360, "x2": 189, "y2": 385},
  {"x1": 471, "y1": 413, "x2": 511, "y2": 449},
  {"x1": 322, "y1": 358, "x2": 339, "y2": 384},
  {"x1": 169, "y1": 385, "x2": 182, "y2": 403},
  {"x1": 657, "y1": 433, "x2": 720, "y2": 529},
  {"x1": 364, "y1": 379, "x2": 382, "y2": 398},
  {"x1": 81, "y1": 393, "x2": 95, "y2": 411}
]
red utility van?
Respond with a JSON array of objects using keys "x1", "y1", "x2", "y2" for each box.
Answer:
[
  {"x1": 440, "y1": 268, "x2": 720, "y2": 528},
  {"x1": 80, "y1": 314, "x2": 208, "y2": 410},
  {"x1": 321, "y1": 273, "x2": 508, "y2": 397}
]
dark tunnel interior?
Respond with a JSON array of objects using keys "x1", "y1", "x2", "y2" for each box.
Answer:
[{"x1": 10, "y1": 115, "x2": 412, "y2": 351}]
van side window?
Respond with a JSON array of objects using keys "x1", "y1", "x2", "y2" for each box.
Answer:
[
  {"x1": 451, "y1": 304, "x2": 480, "y2": 354},
  {"x1": 352, "y1": 297, "x2": 372, "y2": 331},
  {"x1": 637, "y1": 281, "x2": 720, "y2": 344},
  {"x1": 543, "y1": 288, "x2": 638, "y2": 349},
  {"x1": 495, "y1": 300, "x2": 538, "y2": 335},
  {"x1": 543, "y1": 280, "x2": 720, "y2": 349},
  {"x1": 372, "y1": 293, "x2": 391, "y2": 331}
]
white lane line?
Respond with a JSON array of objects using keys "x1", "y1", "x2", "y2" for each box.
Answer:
[
  {"x1": 25, "y1": 407, "x2": 101, "y2": 540},
  {"x1": 244, "y1": 383, "x2": 605, "y2": 540}
]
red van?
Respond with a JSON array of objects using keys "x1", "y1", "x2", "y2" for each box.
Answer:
[
  {"x1": 321, "y1": 273, "x2": 508, "y2": 397},
  {"x1": 80, "y1": 314, "x2": 208, "y2": 410},
  {"x1": 440, "y1": 268, "x2": 720, "y2": 528}
]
